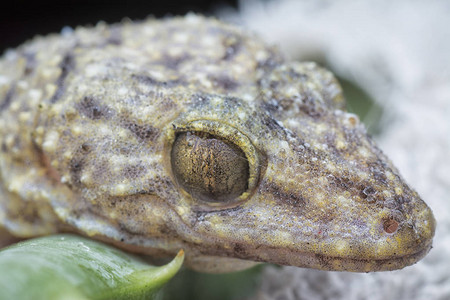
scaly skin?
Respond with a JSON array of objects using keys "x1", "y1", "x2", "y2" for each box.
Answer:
[{"x1": 0, "y1": 15, "x2": 435, "y2": 272}]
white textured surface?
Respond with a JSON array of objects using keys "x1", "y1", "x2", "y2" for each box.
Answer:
[{"x1": 221, "y1": 1, "x2": 450, "y2": 299}]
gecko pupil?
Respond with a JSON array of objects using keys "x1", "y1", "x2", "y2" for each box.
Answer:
[{"x1": 171, "y1": 131, "x2": 249, "y2": 203}]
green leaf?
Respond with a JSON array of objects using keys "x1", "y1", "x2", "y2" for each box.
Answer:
[
  {"x1": 0, "y1": 234, "x2": 184, "y2": 300},
  {"x1": 163, "y1": 265, "x2": 264, "y2": 300}
]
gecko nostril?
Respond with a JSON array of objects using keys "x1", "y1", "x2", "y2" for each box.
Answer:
[{"x1": 383, "y1": 218, "x2": 399, "y2": 234}]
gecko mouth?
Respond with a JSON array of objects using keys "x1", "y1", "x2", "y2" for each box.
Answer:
[{"x1": 243, "y1": 239, "x2": 434, "y2": 272}]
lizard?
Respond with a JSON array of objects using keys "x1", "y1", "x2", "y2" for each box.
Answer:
[{"x1": 0, "y1": 14, "x2": 435, "y2": 273}]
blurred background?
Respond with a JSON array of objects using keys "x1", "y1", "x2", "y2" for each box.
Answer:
[
  {"x1": 1, "y1": 1, "x2": 449, "y2": 299},
  {"x1": 0, "y1": 0, "x2": 237, "y2": 52}
]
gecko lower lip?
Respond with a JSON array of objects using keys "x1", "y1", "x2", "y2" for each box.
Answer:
[{"x1": 307, "y1": 243, "x2": 433, "y2": 272}]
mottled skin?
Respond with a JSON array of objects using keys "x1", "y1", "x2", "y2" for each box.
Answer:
[{"x1": 0, "y1": 15, "x2": 435, "y2": 272}]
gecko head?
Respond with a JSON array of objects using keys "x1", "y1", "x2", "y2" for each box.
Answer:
[
  {"x1": 50, "y1": 61, "x2": 434, "y2": 273},
  {"x1": 25, "y1": 17, "x2": 435, "y2": 273},
  {"x1": 165, "y1": 82, "x2": 435, "y2": 272}
]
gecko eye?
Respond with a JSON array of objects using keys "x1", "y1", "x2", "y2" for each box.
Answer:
[{"x1": 171, "y1": 131, "x2": 249, "y2": 203}]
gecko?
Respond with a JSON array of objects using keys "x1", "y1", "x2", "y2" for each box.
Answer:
[{"x1": 0, "y1": 14, "x2": 435, "y2": 273}]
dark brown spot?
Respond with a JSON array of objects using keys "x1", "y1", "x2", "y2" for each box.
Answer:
[
  {"x1": 315, "y1": 253, "x2": 334, "y2": 269},
  {"x1": 211, "y1": 75, "x2": 238, "y2": 91},
  {"x1": 233, "y1": 243, "x2": 247, "y2": 256},
  {"x1": 131, "y1": 74, "x2": 182, "y2": 87},
  {"x1": 23, "y1": 52, "x2": 36, "y2": 75},
  {"x1": 122, "y1": 164, "x2": 146, "y2": 178},
  {"x1": 288, "y1": 68, "x2": 309, "y2": 81},
  {"x1": 328, "y1": 175, "x2": 352, "y2": 190},
  {"x1": 50, "y1": 53, "x2": 75, "y2": 103},
  {"x1": 193, "y1": 204, "x2": 243, "y2": 217},
  {"x1": 69, "y1": 158, "x2": 84, "y2": 185},
  {"x1": 278, "y1": 98, "x2": 295, "y2": 111},
  {"x1": 160, "y1": 54, "x2": 189, "y2": 70},
  {"x1": 76, "y1": 96, "x2": 111, "y2": 120},
  {"x1": 263, "y1": 116, "x2": 284, "y2": 132},
  {"x1": 158, "y1": 224, "x2": 178, "y2": 237},
  {"x1": 123, "y1": 121, "x2": 158, "y2": 141},
  {"x1": 297, "y1": 92, "x2": 326, "y2": 118},
  {"x1": 326, "y1": 174, "x2": 382, "y2": 204},
  {"x1": 262, "y1": 100, "x2": 280, "y2": 113},
  {"x1": 263, "y1": 181, "x2": 305, "y2": 208},
  {"x1": 222, "y1": 35, "x2": 242, "y2": 60},
  {"x1": 80, "y1": 143, "x2": 91, "y2": 152},
  {"x1": 0, "y1": 84, "x2": 15, "y2": 112},
  {"x1": 137, "y1": 189, "x2": 155, "y2": 195},
  {"x1": 383, "y1": 218, "x2": 399, "y2": 234},
  {"x1": 118, "y1": 221, "x2": 142, "y2": 236}
]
